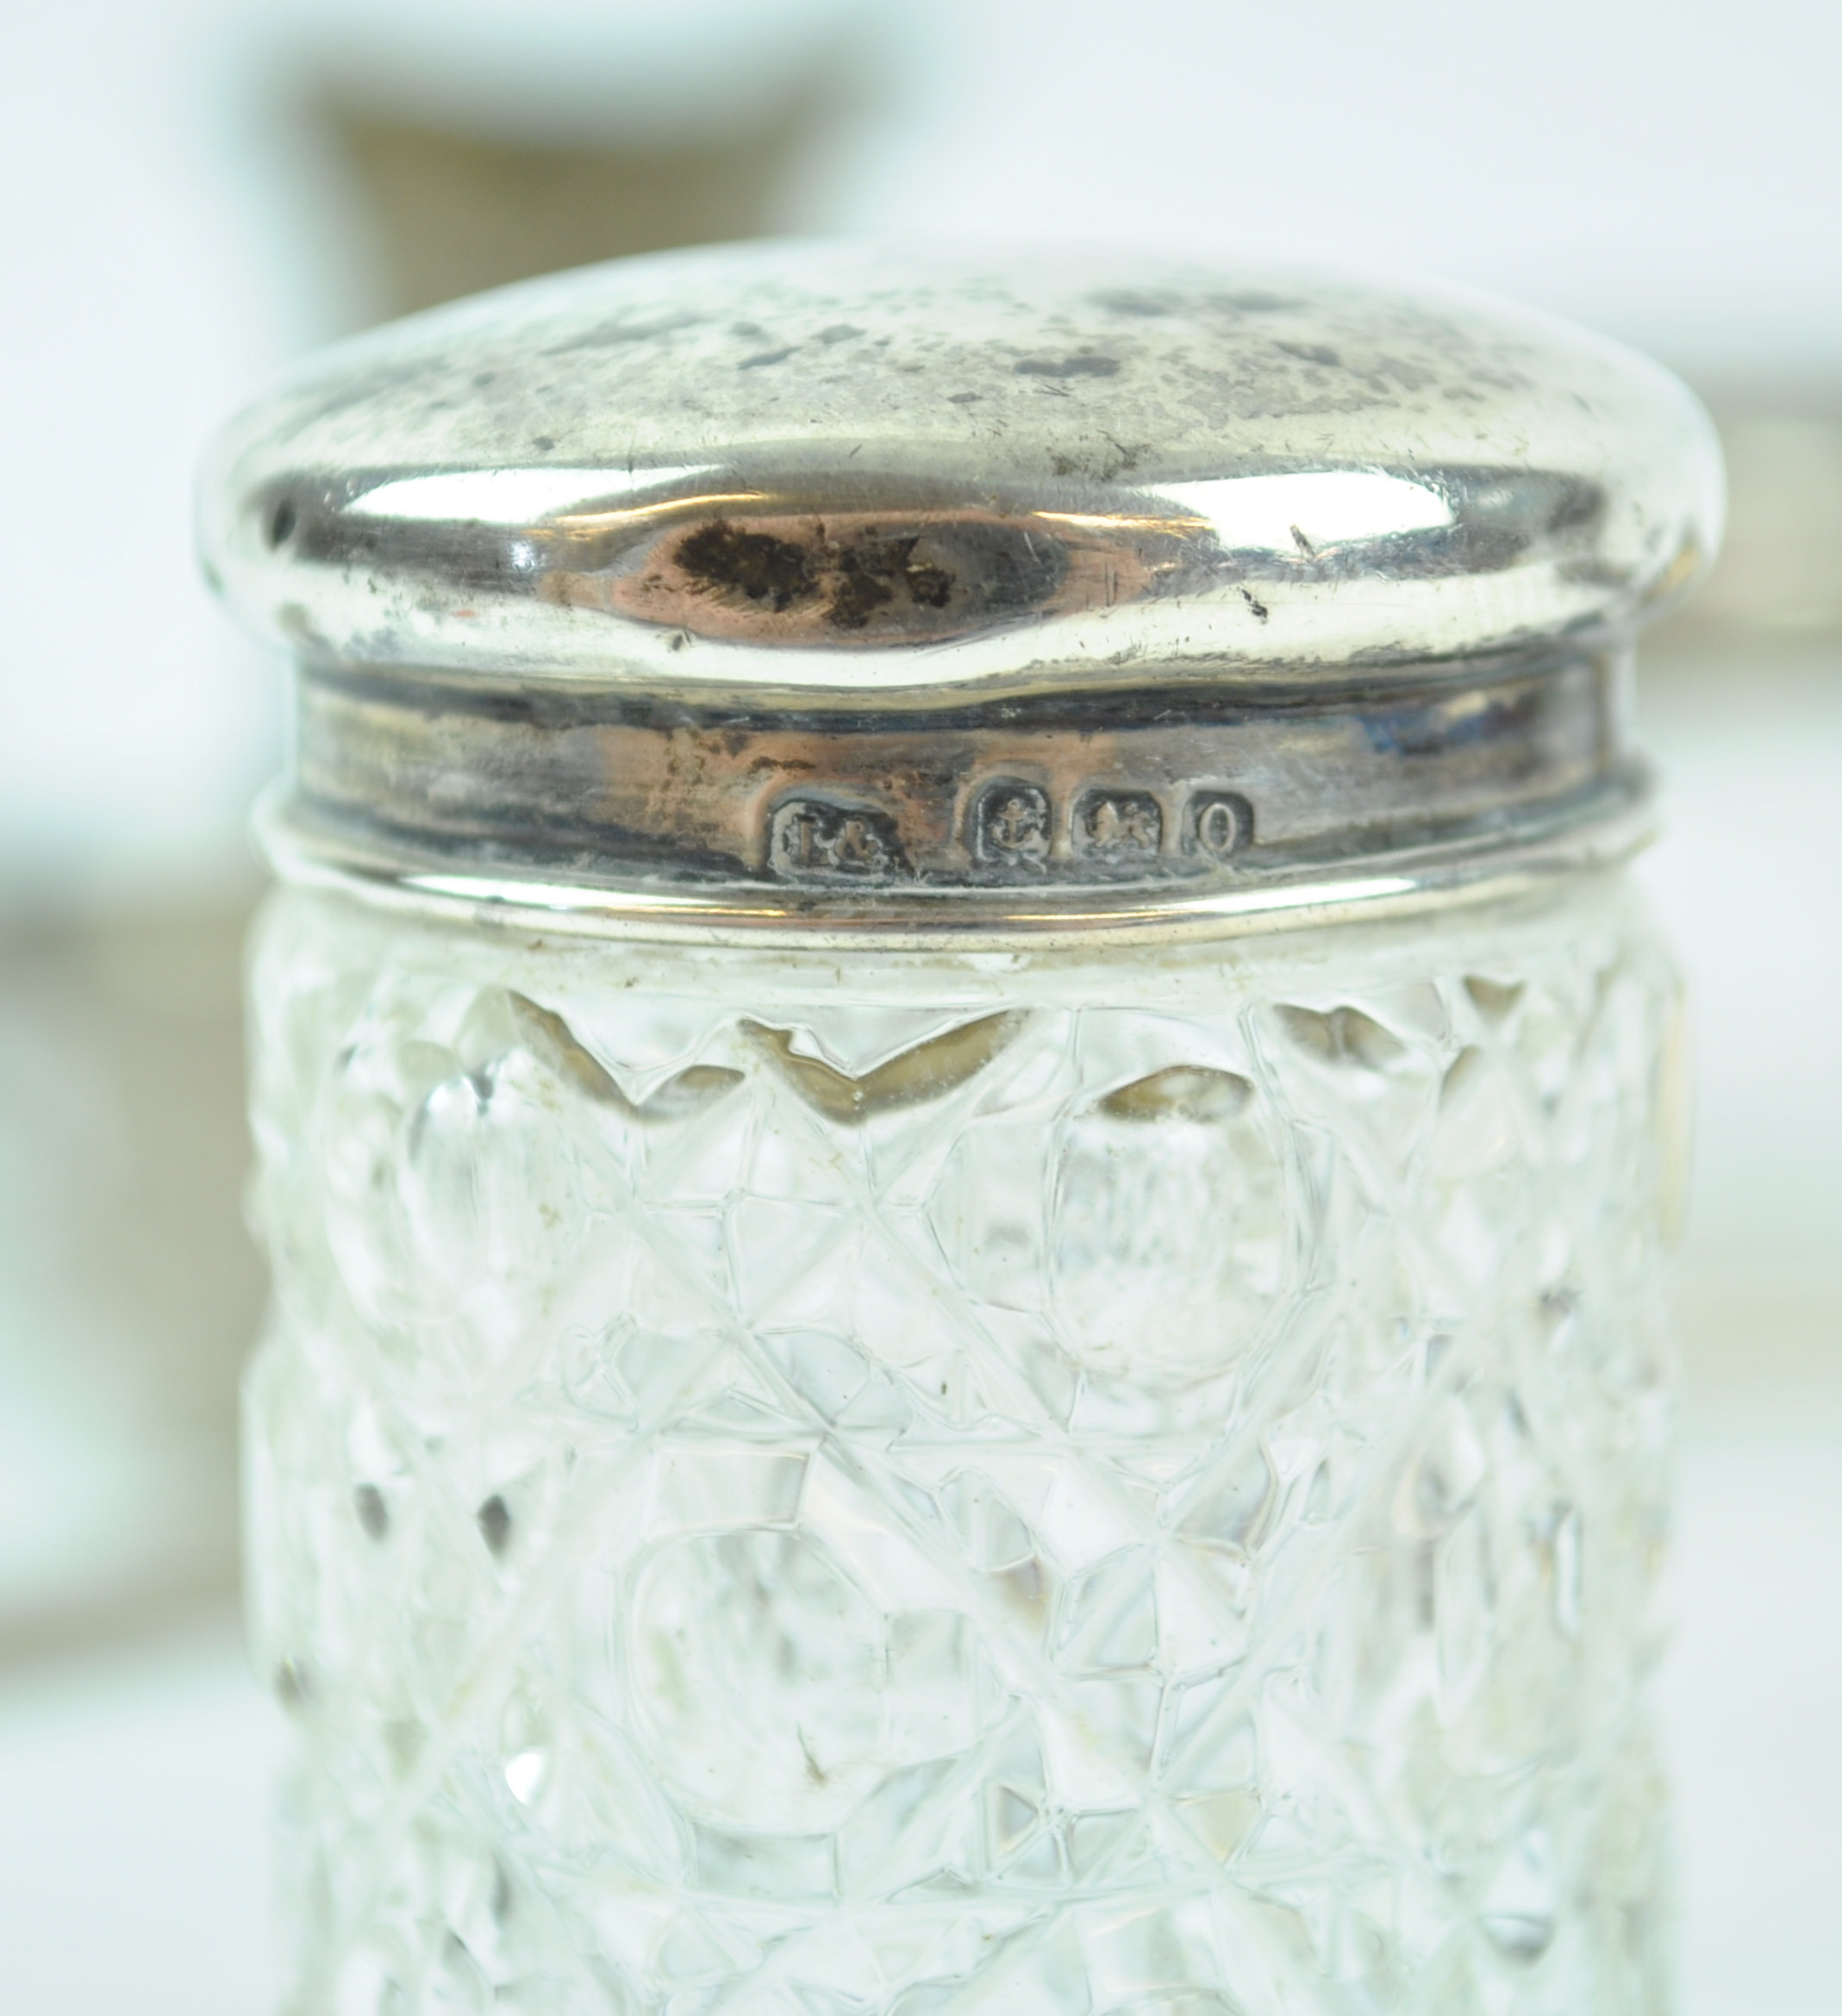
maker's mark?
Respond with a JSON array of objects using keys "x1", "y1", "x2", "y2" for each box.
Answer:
[{"x1": 769, "y1": 799, "x2": 908, "y2": 882}]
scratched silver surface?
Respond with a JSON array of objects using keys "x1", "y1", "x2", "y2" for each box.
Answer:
[
  {"x1": 203, "y1": 240, "x2": 1717, "y2": 936},
  {"x1": 203, "y1": 240, "x2": 1719, "y2": 705}
]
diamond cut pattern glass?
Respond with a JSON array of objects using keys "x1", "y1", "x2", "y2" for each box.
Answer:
[{"x1": 246, "y1": 875, "x2": 1681, "y2": 2016}]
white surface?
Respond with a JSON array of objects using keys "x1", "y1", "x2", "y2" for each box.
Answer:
[
  {"x1": 1639, "y1": 651, "x2": 1842, "y2": 1268},
  {"x1": 0, "y1": 1622, "x2": 280, "y2": 2016},
  {"x1": 1662, "y1": 1428, "x2": 1842, "y2": 2016},
  {"x1": 0, "y1": 1421, "x2": 1835, "y2": 2014}
]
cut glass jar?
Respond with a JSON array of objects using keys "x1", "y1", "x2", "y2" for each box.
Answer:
[{"x1": 201, "y1": 242, "x2": 1720, "y2": 2016}]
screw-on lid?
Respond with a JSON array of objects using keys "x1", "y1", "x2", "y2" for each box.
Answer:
[{"x1": 200, "y1": 240, "x2": 1721, "y2": 937}]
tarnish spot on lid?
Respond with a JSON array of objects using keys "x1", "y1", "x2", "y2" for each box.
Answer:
[
  {"x1": 1015, "y1": 354, "x2": 1122, "y2": 379},
  {"x1": 547, "y1": 507, "x2": 1099, "y2": 647}
]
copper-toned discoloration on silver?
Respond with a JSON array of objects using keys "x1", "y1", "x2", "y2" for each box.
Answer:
[
  {"x1": 291, "y1": 652, "x2": 1620, "y2": 900},
  {"x1": 595, "y1": 506, "x2": 1090, "y2": 648},
  {"x1": 197, "y1": 240, "x2": 1720, "y2": 926},
  {"x1": 201, "y1": 241, "x2": 1720, "y2": 698}
]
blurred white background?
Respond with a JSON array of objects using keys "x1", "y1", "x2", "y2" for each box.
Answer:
[{"x1": 1, "y1": 2, "x2": 1838, "y2": 2010}]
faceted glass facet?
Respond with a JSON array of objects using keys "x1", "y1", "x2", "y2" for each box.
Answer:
[{"x1": 246, "y1": 875, "x2": 1681, "y2": 2016}]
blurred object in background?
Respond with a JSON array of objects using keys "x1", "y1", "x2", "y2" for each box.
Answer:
[
  {"x1": 0, "y1": 904, "x2": 259, "y2": 1661},
  {"x1": 1683, "y1": 413, "x2": 1842, "y2": 636},
  {"x1": 311, "y1": 67, "x2": 846, "y2": 321},
  {"x1": 1639, "y1": 422, "x2": 1842, "y2": 1443},
  {"x1": 253, "y1": 0, "x2": 879, "y2": 336}
]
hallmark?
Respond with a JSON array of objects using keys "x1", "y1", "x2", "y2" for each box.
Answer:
[
  {"x1": 769, "y1": 798, "x2": 908, "y2": 882},
  {"x1": 1075, "y1": 790, "x2": 1162, "y2": 862},
  {"x1": 768, "y1": 778, "x2": 1252, "y2": 888},
  {"x1": 972, "y1": 781, "x2": 1051, "y2": 870},
  {"x1": 1187, "y1": 791, "x2": 1252, "y2": 860}
]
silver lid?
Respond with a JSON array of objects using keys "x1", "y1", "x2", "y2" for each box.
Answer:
[{"x1": 200, "y1": 240, "x2": 1721, "y2": 936}]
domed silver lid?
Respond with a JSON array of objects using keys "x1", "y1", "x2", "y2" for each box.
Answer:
[{"x1": 200, "y1": 240, "x2": 1721, "y2": 938}]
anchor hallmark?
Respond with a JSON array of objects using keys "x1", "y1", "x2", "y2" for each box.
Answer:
[{"x1": 972, "y1": 782, "x2": 1052, "y2": 869}]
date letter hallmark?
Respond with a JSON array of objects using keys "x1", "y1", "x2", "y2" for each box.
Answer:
[
  {"x1": 769, "y1": 798, "x2": 908, "y2": 883},
  {"x1": 972, "y1": 782, "x2": 1052, "y2": 872},
  {"x1": 1187, "y1": 790, "x2": 1252, "y2": 862}
]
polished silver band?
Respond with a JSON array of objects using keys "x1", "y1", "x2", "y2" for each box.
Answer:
[
  {"x1": 265, "y1": 647, "x2": 1647, "y2": 944},
  {"x1": 286, "y1": 641, "x2": 1626, "y2": 883}
]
